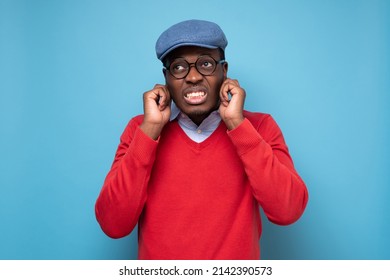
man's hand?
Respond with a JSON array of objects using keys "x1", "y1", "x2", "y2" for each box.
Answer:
[
  {"x1": 140, "y1": 84, "x2": 171, "y2": 140},
  {"x1": 219, "y1": 78, "x2": 246, "y2": 130}
]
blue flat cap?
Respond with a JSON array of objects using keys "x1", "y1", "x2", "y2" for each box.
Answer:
[{"x1": 155, "y1": 19, "x2": 228, "y2": 61}]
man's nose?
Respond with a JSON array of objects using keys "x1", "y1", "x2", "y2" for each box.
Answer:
[{"x1": 185, "y1": 64, "x2": 203, "y2": 83}]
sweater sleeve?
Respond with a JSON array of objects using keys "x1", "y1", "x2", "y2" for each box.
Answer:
[
  {"x1": 227, "y1": 115, "x2": 308, "y2": 225},
  {"x1": 95, "y1": 117, "x2": 158, "y2": 238}
]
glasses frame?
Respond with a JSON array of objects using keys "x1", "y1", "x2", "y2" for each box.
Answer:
[{"x1": 164, "y1": 55, "x2": 226, "y2": 79}]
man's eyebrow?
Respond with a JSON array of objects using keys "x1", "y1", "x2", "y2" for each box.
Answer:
[{"x1": 169, "y1": 53, "x2": 217, "y2": 61}]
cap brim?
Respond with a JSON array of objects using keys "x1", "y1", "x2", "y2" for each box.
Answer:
[{"x1": 159, "y1": 43, "x2": 219, "y2": 60}]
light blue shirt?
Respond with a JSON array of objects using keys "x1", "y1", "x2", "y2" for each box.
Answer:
[{"x1": 170, "y1": 102, "x2": 221, "y2": 143}]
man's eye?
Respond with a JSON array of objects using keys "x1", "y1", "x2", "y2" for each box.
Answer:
[
  {"x1": 201, "y1": 61, "x2": 214, "y2": 68},
  {"x1": 172, "y1": 64, "x2": 186, "y2": 72}
]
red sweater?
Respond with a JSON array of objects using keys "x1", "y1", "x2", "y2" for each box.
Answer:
[{"x1": 95, "y1": 111, "x2": 308, "y2": 259}]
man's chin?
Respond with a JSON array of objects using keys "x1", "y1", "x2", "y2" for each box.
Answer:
[{"x1": 184, "y1": 106, "x2": 217, "y2": 125}]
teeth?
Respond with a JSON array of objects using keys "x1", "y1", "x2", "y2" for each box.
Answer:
[{"x1": 186, "y1": 92, "x2": 205, "y2": 98}]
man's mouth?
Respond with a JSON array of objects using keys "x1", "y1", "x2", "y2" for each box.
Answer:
[{"x1": 183, "y1": 91, "x2": 207, "y2": 105}]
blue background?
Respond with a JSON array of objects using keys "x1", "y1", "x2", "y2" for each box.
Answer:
[{"x1": 1, "y1": 0, "x2": 389, "y2": 260}]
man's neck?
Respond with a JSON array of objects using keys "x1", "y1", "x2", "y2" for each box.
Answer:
[{"x1": 188, "y1": 113, "x2": 210, "y2": 127}]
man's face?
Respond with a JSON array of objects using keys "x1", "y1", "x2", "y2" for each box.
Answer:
[{"x1": 164, "y1": 46, "x2": 228, "y2": 125}]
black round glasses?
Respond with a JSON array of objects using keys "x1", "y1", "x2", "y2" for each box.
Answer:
[{"x1": 164, "y1": 55, "x2": 226, "y2": 79}]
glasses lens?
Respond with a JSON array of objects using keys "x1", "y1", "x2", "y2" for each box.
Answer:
[
  {"x1": 196, "y1": 56, "x2": 217, "y2": 75},
  {"x1": 169, "y1": 59, "x2": 189, "y2": 79}
]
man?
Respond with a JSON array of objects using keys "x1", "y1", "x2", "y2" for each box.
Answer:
[{"x1": 95, "y1": 19, "x2": 308, "y2": 259}]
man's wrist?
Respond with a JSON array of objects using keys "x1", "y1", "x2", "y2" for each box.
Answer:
[
  {"x1": 225, "y1": 116, "x2": 244, "y2": 131},
  {"x1": 139, "y1": 122, "x2": 163, "y2": 140}
]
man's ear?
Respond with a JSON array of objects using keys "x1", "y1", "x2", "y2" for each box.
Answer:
[
  {"x1": 162, "y1": 68, "x2": 168, "y2": 83},
  {"x1": 223, "y1": 62, "x2": 228, "y2": 79}
]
